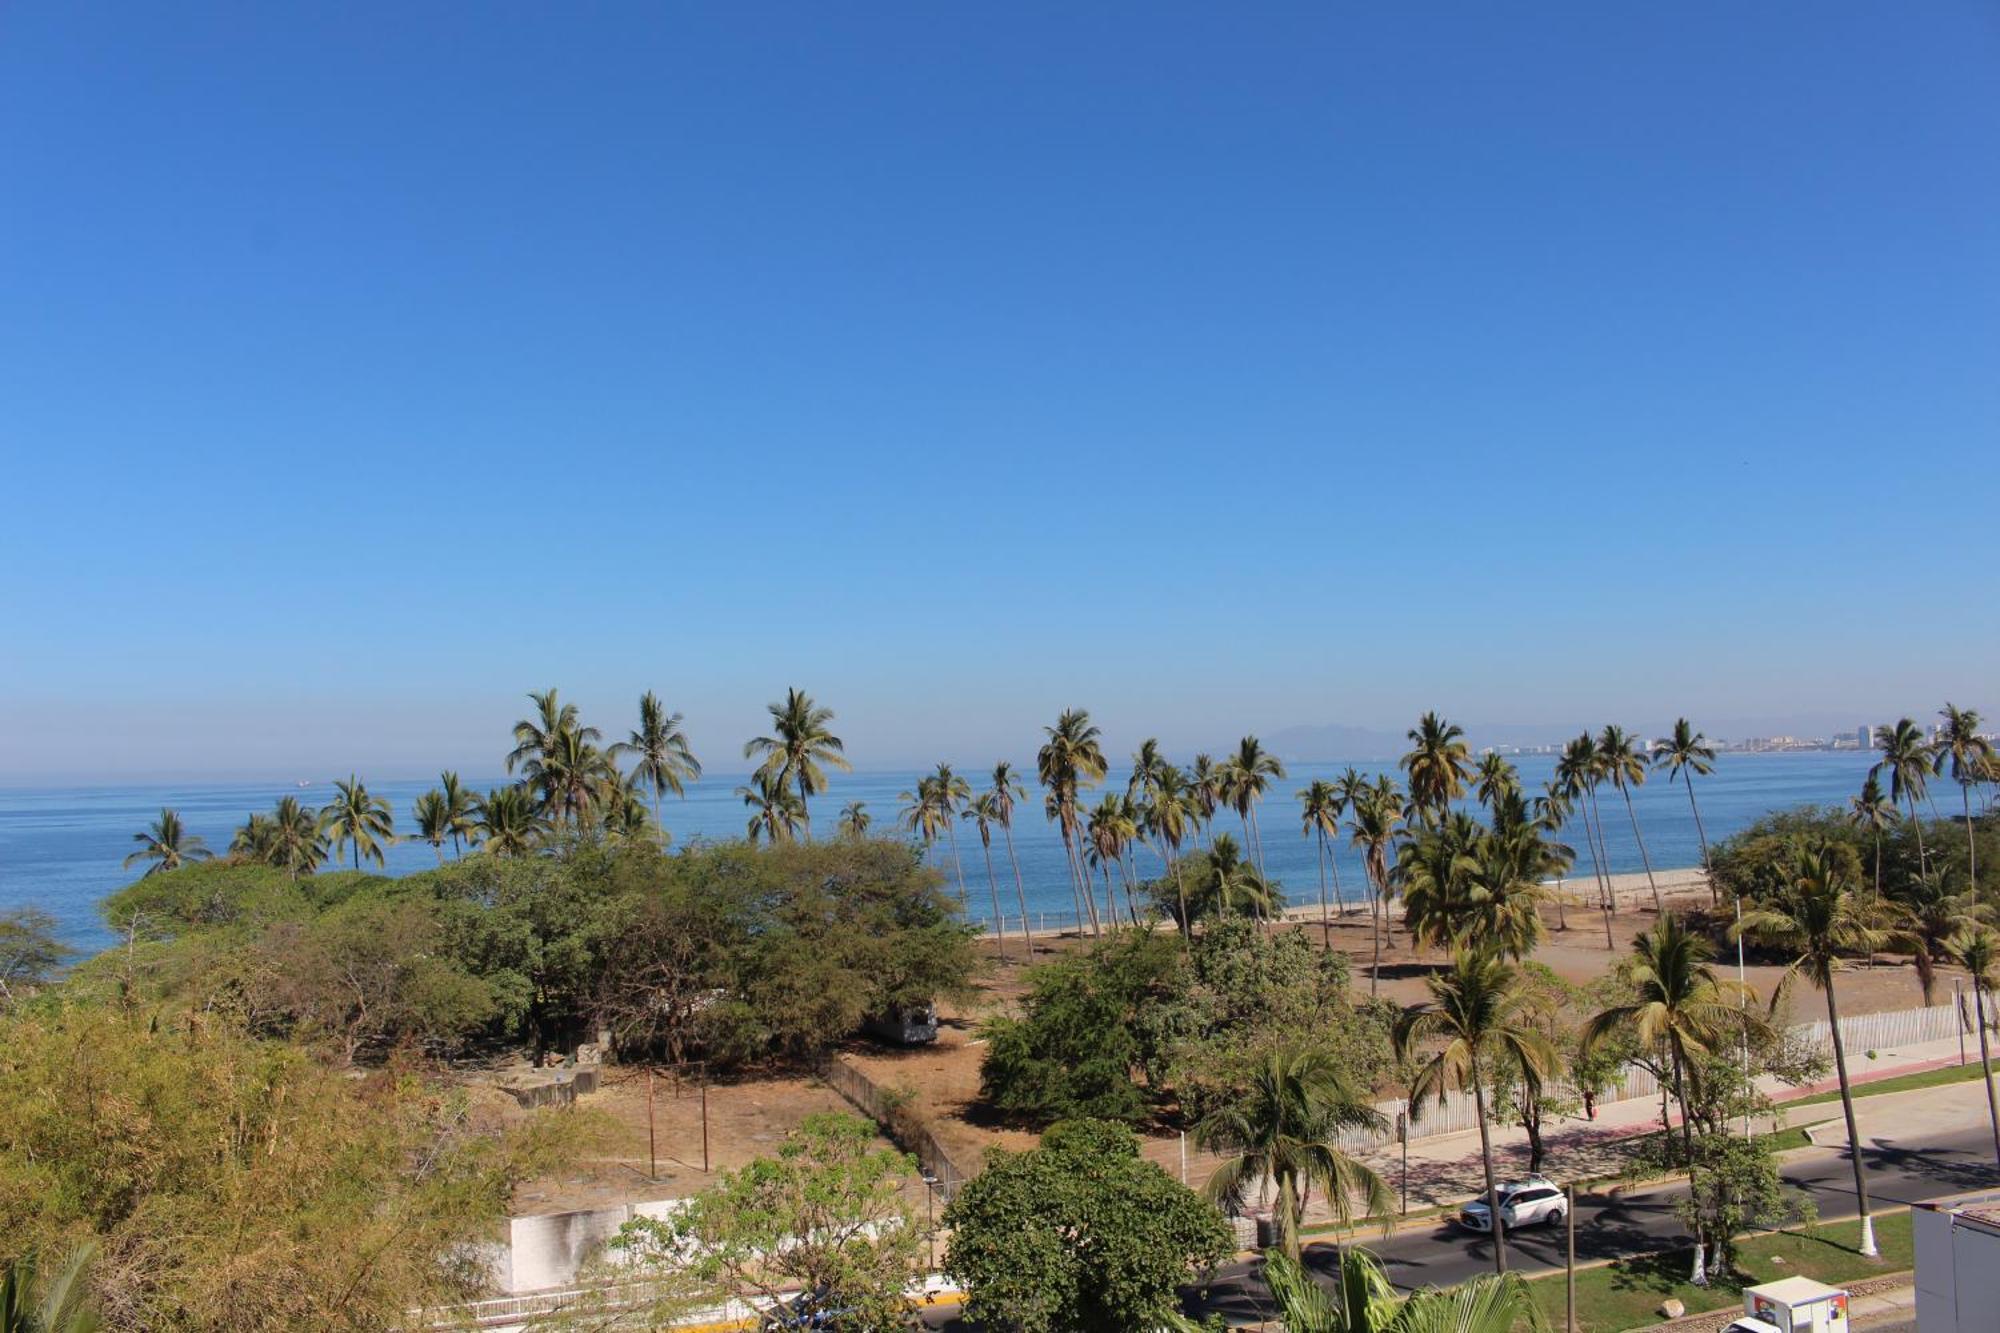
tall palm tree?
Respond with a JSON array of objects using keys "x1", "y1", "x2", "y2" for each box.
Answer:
[
  {"x1": 1220, "y1": 735, "x2": 1285, "y2": 877},
  {"x1": 743, "y1": 688, "x2": 849, "y2": 841},
  {"x1": 473, "y1": 786, "x2": 545, "y2": 856},
  {"x1": 1873, "y1": 718, "x2": 1940, "y2": 878},
  {"x1": 1532, "y1": 782, "x2": 1575, "y2": 933},
  {"x1": 1262, "y1": 1246, "x2": 1547, "y2": 1333},
  {"x1": 1472, "y1": 754, "x2": 1518, "y2": 811},
  {"x1": 1190, "y1": 753, "x2": 1222, "y2": 846},
  {"x1": 963, "y1": 792, "x2": 1014, "y2": 961},
  {"x1": 1734, "y1": 840, "x2": 1889, "y2": 1257},
  {"x1": 508, "y1": 688, "x2": 596, "y2": 776},
  {"x1": 1128, "y1": 737, "x2": 1167, "y2": 802},
  {"x1": 1038, "y1": 709, "x2": 1108, "y2": 935},
  {"x1": 1582, "y1": 914, "x2": 1755, "y2": 1157},
  {"x1": 1945, "y1": 926, "x2": 2000, "y2": 1167},
  {"x1": 1085, "y1": 794, "x2": 1140, "y2": 927},
  {"x1": 1457, "y1": 826, "x2": 1558, "y2": 962},
  {"x1": 1846, "y1": 774, "x2": 1898, "y2": 899},
  {"x1": 1598, "y1": 725, "x2": 1661, "y2": 913},
  {"x1": 837, "y1": 800, "x2": 871, "y2": 839},
  {"x1": 989, "y1": 763, "x2": 1032, "y2": 944},
  {"x1": 411, "y1": 789, "x2": 451, "y2": 864},
  {"x1": 738, "y1": 771, "x2": 805, "y2": 844},
  {"x1": 1936, "y1": 704, "x2": 1993, "y2": 886},
  {"x1": 931, "y1": 763, "x2": 973, "y2": 907},
  {"x1": 1396, "y1": 949, "x2": 1555, "y2": 1275},
  {"x1": 1654, "y1": 719, "x2": 1718, "y2": 900},
  {"x1": 520, "y1": 725, "x2": 618, "y2": 828},
  {"x1": 1149, "y1": 764, "x2": 1200, "y2": 942},
  {"x1": 898, "y1": 775, "x2": 952, "y2": 883},
  {"x1": 1350, "y1": 780, "x2": 1405, "y2": 997},
  {"x1": 0, "y1": 1241, "x2": 101, "y2": 1333},
  {"x1": 439, "y1": 771, "x2": 478, "y2": 857},
  {"x1": 262, "y1": 795, "x2": 326, "y2": 877},
  {"x1": 612, "y1": 691, "x2": 703, "y2": 829},
  {"x1": 1401, "y1": 713, "x2": 1471, "y2": 830},
  {"x1": 1206, "y1": 833, "x2": 1276, "y2": 920},
  {"x1": 1299, "y1": 779, "x2": 1346, "y2": 947},
  {"x1": 1895, "y1": 876, "x2": 1983, "y2": 1005},
  {"x1": 1556, "y1": 735, "x2": 1616, "y2": 945},
  {"x1": 1196, "y1": 1046, "x2": 1390, "y2": 1262},
  {"x1": 230, "y1": 812, "x2": 275, "y2": 862},
  {"x1": 123, "y1": 808, "x2": 211, "y2": 877},
  {"x1": 318, "y1": 776, "x2": 394, "y2": 871}
]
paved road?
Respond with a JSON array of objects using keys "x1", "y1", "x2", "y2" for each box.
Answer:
[{"x1": 1185, "y1": 1119, "x2": 1999, "y2": 1326}]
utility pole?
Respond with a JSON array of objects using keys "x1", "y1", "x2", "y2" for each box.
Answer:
[
  {"x1": 646, "y1": 1067, "x2": 658, "y2": 1181},
  {"x1": 1398, "y1": 1110, "x2": 1409, "y2": 1215},
  {"x1": 701, "y1": 1067, "x2": 711, "y2": 1174},
  {"x1": 1958, "y1": 977, "x2": 1969, "y2": 1066}
]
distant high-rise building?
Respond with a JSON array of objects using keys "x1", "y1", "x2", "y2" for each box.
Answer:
[{"x1": 1857, "y1": 725, "x2": 1874, "y2": 749}]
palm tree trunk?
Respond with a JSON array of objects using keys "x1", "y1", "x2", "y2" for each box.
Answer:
[
  {"x1": 1583, "y1": 788, "x2": 1615, "y2": 916},
  {"x1": 1873, "y1": 835, "x2": 1883, "y2": 900},
  {"x1": 1328, "y1": 834, "x2": 1348, "y2": 919},
  {"x1": 1966, "y1": 784, "x2": 1978, "y2": 887},
  {"x1": 797, "y1": 773, "x2": 813, "y2": 842},
  {"x1": 1823, "y1": 974, "x2": 1878, "y2": 1256},
  {"x1": 1171, "y1": 856, "x2": 1191, "y2": 943},
  {"x1": 1976, "y1": 979, "x2": 2000, "y2": 1167},
  {"x1": 1910, "y1": 796, "x2": 1929, "y2": 881},
  {"x1": 1002, "y1": 823, "x2": 1032, "y2": 956},
  {"x1": 943, "y1": 819, "x2": 970, "y2": 909},
  {"x1": 1620, "y1": 782, "x2": 1662, "y2": 913},
  {"x1": 978, "y1": 836, "x2": 1010, "y2": 962},
  {"x1": 1369, "y1": 869, "x2": 1383, "y2": 999},
  {"x1": 1316, "y1": 830, "x2": 1331, "y2": 950},
  {"x1": 1249, "y1": 803, "x2": 1268, "y2": 879},
  {"x1": 1101, "y1": 860, "x2": 1120, "y2": 932},
  {"x1": 1685, "y1": 781, "x2": 1714, "y2": 904},
  {"x1": 1279, "y1": 1173, "x2": 1302, "y2": 1263},
  {"x1": 1472, "y1": 1065, "x2": 1508, "y2": 1274}
]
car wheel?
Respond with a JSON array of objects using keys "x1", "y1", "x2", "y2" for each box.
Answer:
[{"x1": 1548, "y1": 1206, "x2": 1566, "y2": 1227}]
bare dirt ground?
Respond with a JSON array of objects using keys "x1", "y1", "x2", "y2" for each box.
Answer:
[{"x1": 501, "y1": 873, "x2": 1960, "y2": 1214}]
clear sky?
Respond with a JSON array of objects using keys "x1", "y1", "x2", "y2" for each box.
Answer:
[{"x1": 3, "y1": 4, "x2": 1996, "y2": 782}]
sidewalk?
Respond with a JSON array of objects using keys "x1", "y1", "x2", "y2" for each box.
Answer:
[{"x1": 1309, "y1": 1032, "x2": 1983, "y2": 1220}]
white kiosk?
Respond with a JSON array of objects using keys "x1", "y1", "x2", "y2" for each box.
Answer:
[{"x1": 1723, "y1": 1277, "x2": 1851, "y2": 1333}]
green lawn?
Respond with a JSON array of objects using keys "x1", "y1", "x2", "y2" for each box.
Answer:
[
  {"x1": 1785, "y1": 1058, "x2": 1993, "y2": 1108},
  {"x1": 1528, "y1": 1212, "x2": 1912, "y2": 1333}
]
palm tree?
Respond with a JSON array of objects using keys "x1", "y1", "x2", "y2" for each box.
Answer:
[
  {"x1": 318, "y1": 776, "x2": 394, "y2": 871},
  {"x1": 1945, "y1": 927, "x2": 2000, "y2": 1167},
  {"x1": 743, "y1": 687, "x2": 850, "y2": 841},
  {"x1": 1895, "y1": 877, "x2": 1983, "y2": 1005},
  {"x1": 963, "y1": 792, "x2": 1014, "y2": 961},
  {"x1": 1472, "y1": 754, "x2": 1518, "y2": 811},
  {"x1": 1038, "y1": 709, "x2": 1108, "y2": 935},
  {"x1": 611, "y1": 691, "x2": 702, "y2": 829},
  {"x1": 1556, "y1": 735, "x2": 1616, "y2": 946},
  {"x1": 474, "y1": 786, "x2": 545, "y2": 856},
  {"x1": 1149, "y1": 764, "x2": 1200, "y2": 942},
  {"x1": 1598, "y1": 725, "x2": 1661, "y2": 913},
  {"x1": 1846, "y1": 774, "x2": 1898, "y2": 899},
  {"x1": 1197, "y1": 1046, "x2": 1390, "y2": 1262},
  {"x1": 1206, "y1": 833, "x2": 1276, "y2": 920},
  {"x1": 1458, "y1": 826, "x2": 1558, "y2": 962},
  {"x1": 1583, "y1": 915, "x2": 1755, "y2": 1158},
  {"x1": 230, "y1": 812, "x2": 275, "y2": 863},
  {"x1": 1216, "y1": 736, "x2": 1284, "y2": 878},
  {"x1": 519, "y1": 724, "x2": 619, "y2": 829},
  {"x1": 0, "y1": 1241, "x2": 101, "y2": 1333},
  {"x1": 1873, "y1": 718, "x2": 1940, "y2": 878},
  {"x1": 1401, "y1": 713, "x2": 1471, "y2": 830},
  {"x1": 1734, "y1": 840, "x2": 1889, "y2": 1257},
  {"x1": 1262, "y1": 1245, "x2": 1547, "y2": 1333},
  {"x1": 600, "y1": 775, "x2": 657, "y2": 844},
  {"x1": 1532, "y1": 782, "x2": 1575, "y2": 933},
  {"x1": 837, "y1": 800, "x2": 871, "y2": 839},
  {"x1": 1654, "y1": 719, "x2": 1718, "y2": 900},
  {"x1": 1298, "y1": 780, "x2": 1346, "y2": 948},
  {"x1": 1190, "y1": 753, "x2": 1222, "y2": 846},
  {"x1": 411, "y1": 789, "x2": 451, "y2": 864},
  {"x1": 123, "y1": 808, "x2": 211, "y2": 877},
  {"x1": 1349, "y1": 779, "x2": 1404, "y2": 997},
  {"x1": 439, "y1": 771, "x2": 477, "y2": 857},
  {"x1": 988, "y1": 762, "x2": 1032, "y2": 944},
  {"x1": 898, "y1": 775, "x2": 952, "y2": 883},
  {"x1": 1395, "y1": 949, "x2": 1556, "y2": 1274},
  {"x1": 1128, "y1": 737, "x2": 1167, "y2": 802},
  {"x1": 1085, "y1": 794, "x2": 1140, "y2": 927},
  {"x1": 931, "y1": 763, "x2": 973, "y2": 907},
  {"x1": 508, "y1": 688, "x2": 597, "y2": 779},
  {"x1": 1936, "y1": 704, "x2": 1993, "y2": 886},
  {"x1": 738, "y1": 771, "x2": 805, "y2": 844}
]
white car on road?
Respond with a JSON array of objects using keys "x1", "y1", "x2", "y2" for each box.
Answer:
[{"x1": 1456, "y1": 1177, "x2": 1567, "y2": 1233}]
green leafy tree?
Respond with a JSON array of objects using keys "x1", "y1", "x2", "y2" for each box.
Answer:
[
  {"x1": 1196, "y1": 1046, "x2": 1389, "y2": 1260},
  {"x1": 122, "y1": 809, "x2": 210, "y2": 877},
  {"x1": 611, "y1": 690, "x2": 702, "y2": 830},
  {"x1": 1734, "y1": 839, "x2": 1888, "y2": 1257},
  {"x1": 1395, "y1": 950, "x2": 1555, "y2": 1274},
  {"x1": 943, "y1": 1119, "x2": 1231, "y2": 1333},
  {"x1": 318, "y1": 775, "x2": 395, "y2": 871},
  {"x1": 0, "y1": 910, "x2": 69, "y2": 1009},
  {"x1": 616, "y1": 1114, "x2": 922, "y2": 1333},
  {"x1": 744, "y1": 687, "x2": 851, "y2": 841}
]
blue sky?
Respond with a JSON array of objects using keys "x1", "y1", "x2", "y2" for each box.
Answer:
[{"x1": 3, "y1": 4, "x2": 1996, "y2": 781}]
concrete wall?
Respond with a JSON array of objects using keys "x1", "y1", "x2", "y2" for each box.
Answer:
[{"x1": 504, "y1": 1197, "x2": 690, "y2": 1293}]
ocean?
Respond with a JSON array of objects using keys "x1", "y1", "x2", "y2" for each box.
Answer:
[{"x1": 0, "y1": 751, "x2": 1888, "y2": 956}]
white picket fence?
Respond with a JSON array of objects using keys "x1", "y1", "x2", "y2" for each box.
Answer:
[{"x1": 1344, "y1": 1001, "x2": 1968, "y2": 1152}]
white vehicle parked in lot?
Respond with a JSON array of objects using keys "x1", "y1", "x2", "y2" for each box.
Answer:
[{"x1": 1456, "y1": 1177, "x2": 1567, "y2": 1233}]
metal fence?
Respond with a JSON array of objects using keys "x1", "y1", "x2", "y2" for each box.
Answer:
[{"x1": 819, "y1": 1056, "x2": 975, "y2": 1201}]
